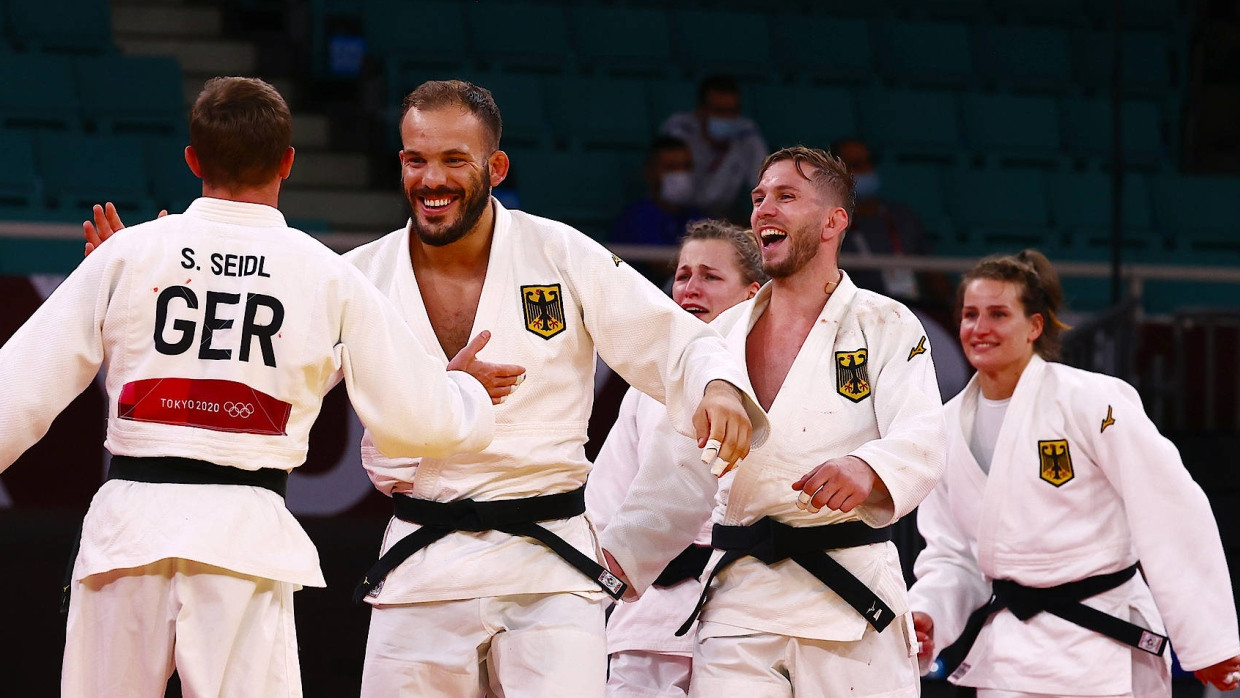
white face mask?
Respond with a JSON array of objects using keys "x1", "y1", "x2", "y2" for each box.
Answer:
[{"x1": 659, "y1": 170, "x2": 696, "y2": 207}]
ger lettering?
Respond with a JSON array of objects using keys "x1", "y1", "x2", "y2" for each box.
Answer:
[{"x1": 153, "y1": 287, "x2": 284, "y2": 367}]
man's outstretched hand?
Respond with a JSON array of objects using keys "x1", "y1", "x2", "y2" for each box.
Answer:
[{"x1": 83, "y1": 202, "x2": 166, "y2": 256}]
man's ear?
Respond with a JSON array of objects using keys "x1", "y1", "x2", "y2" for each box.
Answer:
[
  {"x1": 184, "y1": 146, "x2": 203, "y2": 178},
  {"x1": 278, "y1": 146, "x2": 295, "y2": 179},
  {"x1": 488, "y1": 150, "x2": 510, "y2": 187}
]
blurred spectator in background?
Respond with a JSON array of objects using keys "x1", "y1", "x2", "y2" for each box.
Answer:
[
  {"x1": 611, "y1": 136, "x2": 705, "y2": 247},
  {"x1": 832, "y1": 137, "x2": 952, "y2": 316},
  {"x1": 659, "y1": 76, "x2": 768, "y2": 223}
]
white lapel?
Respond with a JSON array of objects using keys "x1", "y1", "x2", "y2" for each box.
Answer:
[
  {"x1": 468, "y1": 200, "x2": 515, "y2": 351},
  {"x1": 976, "y1": 355, "x2": 1047, "y2": 574},
  {"x1": 389, "y1": 222, "x2": 448, "y2": 363}
]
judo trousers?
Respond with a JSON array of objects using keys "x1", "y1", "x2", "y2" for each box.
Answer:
[
  {"x1": 62, "y1": 558, "x2": 300, "y2": 698},
  {"x1": 689, "y1": 618, "x2": 920, "y2": 698},
  {"x1": 362, "y1": 591, "x2": 608, "y2": 697}
]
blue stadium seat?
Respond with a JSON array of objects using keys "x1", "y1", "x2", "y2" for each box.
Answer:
[
  {"x1": 467, "y1": 2, "x2": 571, "y2": 72},
  {"x1": 1061, "y1": 97, "x2": 1167, "y2": 169},
  {"x1": 571, "y1": 6, "x2": 672, "y2": 76},
  {"x1": 647, "y1": 78, "x2": 697, "y2": 128},
  {"x1": 884, "y1": 0, "x2": 991, "y2": 21},
  {"x1": 1085, "y1": 0, "x2": 1183, "y2": 30},
  {"x1": 800, "y1": 0, "x2": 888, "y2": 19},
  {"x1": 545, "y1": 76, "x2": 651, "y2": 150},
  {"x1": 961, "y1": 94, "x2": 1065, "y2": 168},
  {"x1": 770, "y1": 15, "x2": 874, "y2": 84},
  {"x1": 1076, "y1": 30, "x2": 1176, "y2": 97},
  {"x1": 1151, "y1": 174, "x2": 1240, "y2": 261},
  {"x1": 859, "y1": 88, "x2": 963, "y2": 163},
  {"x1": 0, "y1": 127, "x2": 43, "y2": 213},
  {"x1": 752, "y1": 85, "x2": 856, "y2": 151},
  {"x1": 37, "y1": 132, "x2": 154, "y2": 215},
  {"x1": 878, "y1": 163, "x2": 957, "y2": 249},
  {"x1": 974, "y1": 26, "x2": 1074, "y2": 94},
  {"x1": 8, "y1": 0, "x2": 112, "y2": 53},
  {"x1": 505, "y1": 148, "x2": 629, "y2": 239},
  {"x1": 997, "y1": 0, "x2": 1090, "y2": 28},
  {"x1": 74, "y1": 54, "x2": 184, "y2": 134},
  {"x1": 948, "y1": 167, "x2": 1054, "y2": 250},
  {"x1": 877, "y1": 20, "x2": 975, "y2": 89},
  {"x1": 139, "y1": 133, "x2": 199, "y2": 213},
  {"x1": 672, "y1": 10, "x2": 773, "y2": 78},
  {"x1": 469, "y1": 72, "x2": 547, "y2": 148},
  {"x1": 1050, "y1": 171, "x2": 1160, "y2": 262},
  {"x1": 364, "y1": 0, "x2": 468, "y2": 70},
  {"x1": 0, "y1": 53, "x2": 80, "y2": 131}
]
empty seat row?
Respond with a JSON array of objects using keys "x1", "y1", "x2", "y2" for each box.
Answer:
[
  {"x1": 0, "y1": 52, "x2": 184, "y2": 135},
  {"x1": 312, "y1": 0, "x2": 1182, "y2": 99},
  {"x1": 881, "y1": 166, "x2": 1240, "y2": 262},
  {"x1": 709, "y1": 0, "x2": 1182, "y2": 29},
  {"x1": 0, "y1": 0, "x2": 114, "y2": 53},
  {"x1": 382, "y1": 70, "x2": 1174, "y2": 173},
  {"x1": 0, "y1": 129, "x2": 197, "y2": 220}
]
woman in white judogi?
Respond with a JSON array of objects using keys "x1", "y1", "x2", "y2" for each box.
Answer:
[
  {"x1": 588, "y1": 220, "x2": 765, "y2": 697},
  {"x1": 909, "y1": 249, "x2": 1240, "y2": 697}
]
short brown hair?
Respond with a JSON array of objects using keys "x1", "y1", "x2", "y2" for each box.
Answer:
[
  {"x1": 957, "y1": 248, "x2": 1071, "y2": 360},
  {"x1": 189, "y1": 77, "x2": 292, "y2": 189},
  {"x1": 757, "y1": 146, "x2": 855, "y2": 220},
  {"x1": 680, "y1": 219, "x2": 768, "y2": 286},
  {"x1": 401, "y1": 80, "x2": 503, "y2": 151}
]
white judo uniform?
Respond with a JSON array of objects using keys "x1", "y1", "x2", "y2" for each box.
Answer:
[
  {"x1": 588, "y1": 387, "x2": 715, "y2": 697},
  {"x1": 0, "y1": 198, "x2": 494, "y2": 698},
  {"x1": 908, "y1": 355, "x2": 1240, "y2": 697},
  {"x1": 344, "y1": 200, "x2": 767, "y2": 697},
  {"x1": 602, "y1": 275, "x2": 946, "y2": 697}
]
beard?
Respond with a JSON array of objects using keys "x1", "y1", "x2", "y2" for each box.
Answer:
[
  {"x1": 761, "y1": 223, "x2": 820, "y2": 278},
  {"x1": 405, "y1": 166, "x2": 493, "y2": 247}
]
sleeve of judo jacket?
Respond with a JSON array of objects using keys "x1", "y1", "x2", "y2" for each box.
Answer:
[
  {"x1": 1078, "y1": 376, "x2": 1240, "y2": 672},
  {"x1": 848, "y1": 306, "x2": 947, "y2": 527},
  {"x1": 598, "y1": 400, "x2": 718, "y2": 596},
  {"x1": 586, "y1": 387, "x2": 643, "y2": 534},
  {"x1": 335, "y1": 265, "x2": 494, "y2": 460},
  {"x1": 0, "y1": 246, "x2": 116, "y2": 470},
  {"x1": 908, "y1": 473, "x2": 993, "y2": 660},
  {"x1": 558, "y1": 235, "x2": 768, "y2": 447}
]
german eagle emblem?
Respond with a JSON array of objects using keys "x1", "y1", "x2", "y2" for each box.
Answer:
[
  {"x1": 1038, "y1": 439, "x2": 1074, "y2": 487},
  {"x1": 836, "y1": 348, "x2": 871, "y2": 402},
  {"x1": 521, "y1": 284, "x2": 566, "y2": 339}
]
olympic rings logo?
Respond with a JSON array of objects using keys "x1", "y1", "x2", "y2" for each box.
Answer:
[{"x1": 224, "y1": 402, "x2": 255, "y2": 419}]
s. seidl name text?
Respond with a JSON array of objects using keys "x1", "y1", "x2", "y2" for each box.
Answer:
[{"x1": 181, "y1": 248, "x2": 271, "y2": 278}]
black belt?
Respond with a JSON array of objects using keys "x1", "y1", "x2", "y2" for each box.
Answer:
[
  {"x1": 936, "y1": 564, "x2": 1168, "y2": 679},
  {"x1": 353, "y1": 485, "x2": 628, "y2": 603},
  {"x1": 107, "y1": 454, "x2": 289, "y2": 496},
  {"x1": 61, "y1": 455, "x2": 291, "y2": 613},
  {"x1": 676, "y1": 517, "x2": 894, "y2": 636},
  {"x1": 653, "y1": 544, "x2": 713, "y2": 588}
]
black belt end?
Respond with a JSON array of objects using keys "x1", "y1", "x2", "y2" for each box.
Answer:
[
  {"x1": 597, "y1": 570, "x2": 627, "y2": 601},
  {"x1": 352, "y1": 577, "x2": 377, "y2": 605}
]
